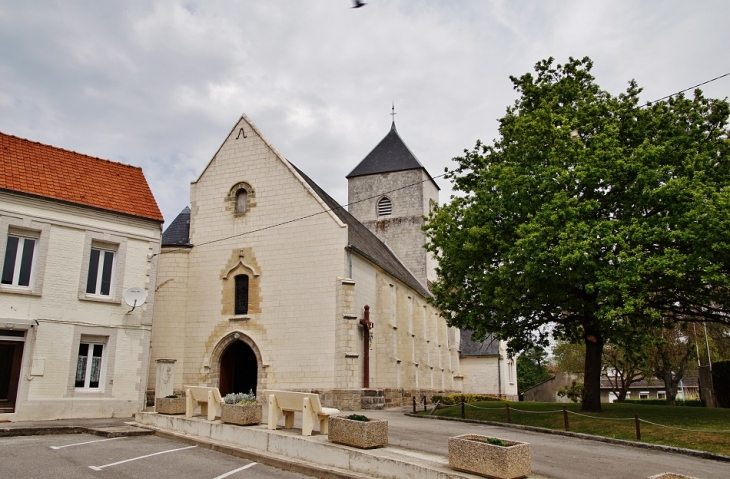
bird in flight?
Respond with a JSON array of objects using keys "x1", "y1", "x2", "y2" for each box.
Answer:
[{"x1": 352, "y1": 0, "x2": 367, "y2": 8}]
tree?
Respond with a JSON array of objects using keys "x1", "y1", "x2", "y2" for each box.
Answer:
[
  {"x1": 424, "y1": 56, "x2": 730, "y2": 412},
  {"x1": 552, "y1": 341, "x2": 585, "y2": 374},
  {"x1": 649, "y1": 323, "x2": 697, "y2": 405},
  {"x1": 516, "y1": 346, "x2": 552, "y2": 395},
  {"x1": 602, "y1": 338, "x2": 650, "y2": 403}
]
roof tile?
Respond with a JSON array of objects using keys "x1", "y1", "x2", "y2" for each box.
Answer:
[{"x1": 0, "y1": 131, "x2": 163, "y2": 222}]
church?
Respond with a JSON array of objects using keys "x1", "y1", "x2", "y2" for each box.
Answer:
[{"x1": 147, "y1": 113, "x2": 517, "y2": 410}]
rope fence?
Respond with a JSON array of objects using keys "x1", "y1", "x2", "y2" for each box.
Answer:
[{"x1": 439, "y1": 398, "x2": 730, "y2": 440}]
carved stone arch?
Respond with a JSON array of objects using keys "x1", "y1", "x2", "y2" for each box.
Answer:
[
  {"x1": 226, "y1": 181, "x2": 256, "y2": 215},
  {"x1": 222, "y1": 250, "x2": 260, "y2": 279},
  {"x1": 208, "y1": 331, "x2": 267, "y2": 395}
]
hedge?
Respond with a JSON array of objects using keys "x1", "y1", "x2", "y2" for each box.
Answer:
[
  {"x1": 432, "y1": 393, "x2": 504, "y2": 405},
  {"x1": 621, "y1": 399, "x2": 703, "y2": 407}
]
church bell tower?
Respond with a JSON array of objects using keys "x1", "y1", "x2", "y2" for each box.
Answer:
[{"x1": 346, "y1": 113, "x2": 439, "y2": 288}]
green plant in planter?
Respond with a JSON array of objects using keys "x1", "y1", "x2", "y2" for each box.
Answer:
[
  {"x1": 223, "y1": 390, "x2": 256, "y2": 405},
  {"x1": 346, "y1": 414, "x2": 370, "y2": 422},
  {"x1": 486, "y1": 437, "x2": 507, "y2": 447}
]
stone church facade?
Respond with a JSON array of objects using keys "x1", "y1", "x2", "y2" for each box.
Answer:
[{"x1": 148, "y1": 114, "x2": 516, "y2": 409}]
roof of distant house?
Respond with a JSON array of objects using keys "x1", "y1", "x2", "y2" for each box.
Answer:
[
  {"x1": 346, "y1": 122, "x2": 439, "y2": 190},
  {"x1": 459, "y1": 330, "x2": 500, "y2": 356},
  {"x1": 0, "y1": 131, "x2": 163, "y2": 222}
]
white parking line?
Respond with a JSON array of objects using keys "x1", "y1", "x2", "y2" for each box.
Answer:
[
  {"x1": 50, "y1": 436, "x2": 126, "y2": 449},
  {"x1": 88, "y1": 444, "x2": 197, "y2": 471},
  {"x1": 212, "y1": 463, "x2": 257, "y2": 479}
]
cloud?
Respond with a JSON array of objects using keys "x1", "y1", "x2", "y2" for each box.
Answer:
[{"x1": 0, "y1": 0, "x2": 728, "y2": 225}]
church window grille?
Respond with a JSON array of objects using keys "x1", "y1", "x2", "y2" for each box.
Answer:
[
  {"x1": 377, "y1": 196, "x2": 392, "y2": 217},
  {"x1": 235, "y1": 274, "x2": 249, "y2": 315},
  {"x1": 236, "y1": 189, "x2": 248, "y2": 214}
]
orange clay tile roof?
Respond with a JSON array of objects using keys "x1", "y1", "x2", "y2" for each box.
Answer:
[{"x1": 0, "y1": 131, "x2": 163, "y2": 222}]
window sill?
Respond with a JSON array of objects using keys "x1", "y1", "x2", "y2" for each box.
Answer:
[
  {"x1": 229, "y1": 315, "x2": 251, "y2": 322},
  {"x1": 78, "y1": 294, "x2": 121, "y2": 304},
  {"x1": 0, "y1": 286, "x2": 40, "y2": 296}
]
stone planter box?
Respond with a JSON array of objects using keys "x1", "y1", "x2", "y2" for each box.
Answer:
[
  {"x1": 328, "y1": 416, "x2": 388, "y2": 449},
  {"x1": 648, "y1": 474, "x2": 700, "y2": 479},
  {"x1": 448, "y1": 434, "x2": 530, "y2": 479},
  {"x1": 220, "y1": 403, "x2": 262, "y2": 426},
  {"x1": 155, "y1": 397, "x2": 186, "y2": 415}
]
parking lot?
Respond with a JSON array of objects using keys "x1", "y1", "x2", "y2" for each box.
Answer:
[{"x1": 0, "y1": 433, "x2": 310, "y2": 479}]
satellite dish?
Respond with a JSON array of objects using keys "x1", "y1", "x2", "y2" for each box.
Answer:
[{"x1": 123, "y1": 287, "x2": 147, "y2": 311}]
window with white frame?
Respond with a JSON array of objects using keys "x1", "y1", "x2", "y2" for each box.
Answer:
[
  {"x1": 2, "y1": 233, "x2": 37, "y2": 288},
  {"x1": 85, "y1": 245, "x2": 116, "y2": 296},
  {"x1": 639, "y1": 391, "x2": 650, "y2": 400},
  {"x1": 657, "y1": 391, "x2": 666, "y2": 399},
  {"x1": 75, "y1": 339, "x2": 106, "y2": 389}
]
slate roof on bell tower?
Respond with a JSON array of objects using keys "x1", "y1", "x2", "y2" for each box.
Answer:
[{"x1": 346, "y1": 122, "x2": 439, "y2": 189}]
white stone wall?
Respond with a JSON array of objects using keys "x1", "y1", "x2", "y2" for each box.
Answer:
[
  {"x1": 151, "y1": 116, "x2": 348, "y2": 394},
  {"x1": 460, "y1": 343, "x2": 518, "y2": 400},
  {"x1": 0, "y1": 192, "x2": 160, "y2": 420},
  {"x1": 348, "y1": 254, "x2": 458, "y2": 391}
]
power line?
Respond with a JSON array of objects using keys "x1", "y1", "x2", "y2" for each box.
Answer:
[
  {"x1": 158, "y1": 72, "x2": 730, "y2": 255},
  {"x1": 159, "y1": 172, "x2": 447, "y2": 255},
  {"x1": 642, "y1": 71, "x2": 730, "y2": 107}
]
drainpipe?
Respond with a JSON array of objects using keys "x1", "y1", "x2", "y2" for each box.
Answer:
[
  {"x1": 348, "y1": 245, "x2": 353, "y2": 279},
  {"x1": 360, "y1": 305, "x2": 373, "y2": 388},
  {"x1": 497, "y1": 353, "x2": 502, "y2": 398}
]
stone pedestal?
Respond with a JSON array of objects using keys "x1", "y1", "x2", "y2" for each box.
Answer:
[{"x1": 155, "y1": 359, "x2": 176, "y2": 399}]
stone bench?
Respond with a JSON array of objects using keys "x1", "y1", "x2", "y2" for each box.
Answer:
[
  {"x1": 185, "y1": 385, "x2": 224, "y2": 421},
  {"x1": 265, "y1": 390, "x2": 340, "y2": 436}
]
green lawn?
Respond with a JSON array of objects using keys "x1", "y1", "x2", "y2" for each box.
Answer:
[{"x1": 422, "y1": 401, "x2": 730, "y2": 456}]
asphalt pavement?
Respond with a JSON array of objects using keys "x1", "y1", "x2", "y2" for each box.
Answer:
[{"x1": 2, "y1": 408, "x2": 728, "y2": 479}]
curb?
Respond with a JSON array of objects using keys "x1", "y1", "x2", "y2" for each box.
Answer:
[
  {"x1": 405, "y1": 413, "x2": 730, "y2": 463},
  {"x1": 0, "y1": 425, "x2": 154, "y2": 439},
  {"x1": 142, "y1": 424, "x2": 374, "y2": 479}
]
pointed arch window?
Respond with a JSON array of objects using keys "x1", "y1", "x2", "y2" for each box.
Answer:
[
  {"x1": 377, "y1": 196, "x2": 392, "y2": 217},
  {"x1": 236, "y1": 189, "x2": 248, "y2": 214},
  {"x1": 235, "y1": 274, "x2": 249, "y2": 315}
]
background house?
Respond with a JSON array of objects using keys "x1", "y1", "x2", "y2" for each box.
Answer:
[
  {"x1": 148, "y1": 114, "x2": 515, "y2": 409},
  {"x1": 0, "y1": 132, "x2": 162, "y2": 420}
]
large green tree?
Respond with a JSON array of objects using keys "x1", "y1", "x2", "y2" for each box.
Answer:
[
  {"x1": 516, "y1": 346, "x2": 551, "y2": 395},
  {"x1": 425, "y1": 57, "x2": 730, "y2": 412}
]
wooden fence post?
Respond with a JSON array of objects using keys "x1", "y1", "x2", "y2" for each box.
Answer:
[
  {"x1": 461, "y1": 396, "x2": 465, "y2": 419},
  {"x1": 506, "y1": 403, "x2": 511, "y2": 423},
  {"x1": 635, "y1": 414, "x2": 641, "y2": 441},
  {"x1": 563, "y1": 406, "x2": 569, "y2": 431}
]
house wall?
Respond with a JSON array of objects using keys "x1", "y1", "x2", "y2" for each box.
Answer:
[
  {"x1": 523, "y1": 372, "x2": 579, "y2": 403},
  {"x1": 460, "y1": 343, "x2": 518, "y2": 400},
  {"x1": 0, "y1": 191, "x2": 160, "y2": 420}
]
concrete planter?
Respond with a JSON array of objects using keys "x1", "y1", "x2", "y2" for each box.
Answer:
[
  {"x1": 155, "y1": 397, "x2": 186, "y2": 415},
  {"x1": 220, "y1": 403, "x2": 262, "y2": 426},
  {"x1": 328, "y1": 416, "x2": 388, "y2": 449},
  {"x1": 448, "y1": 434, "x2": 530, "y2": 479},
  {"x1": 648, "y1": 474, "x2": 700, "y2": 479}
]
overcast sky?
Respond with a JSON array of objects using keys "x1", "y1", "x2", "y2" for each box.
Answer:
[{"x1": 1, "y1": 1, "x2": 729, "y2": 226}]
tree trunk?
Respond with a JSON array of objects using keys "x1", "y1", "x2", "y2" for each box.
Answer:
[
  {"x1": 662, "y1": 370, "x2": 679, "y2": 406},
  {"x1": 582, "y1": 329, "x2": 604, "y2": 412}
]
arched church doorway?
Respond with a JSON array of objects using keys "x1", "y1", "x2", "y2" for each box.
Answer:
[{"x1": 219, "y1": 340, "x2": 258, "y2": 397}]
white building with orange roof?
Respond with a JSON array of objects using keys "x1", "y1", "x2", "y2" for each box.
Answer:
[{"x1": 0, "y1": 132, "x2": 163, "y2": 420}]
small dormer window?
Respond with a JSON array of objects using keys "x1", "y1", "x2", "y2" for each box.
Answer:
[
  {"x1": 236, "y1": 189, "x2": 247, "y2": 214},
  {"x1": 377, "y1": 196, "x2": 392, "y2": 217}
]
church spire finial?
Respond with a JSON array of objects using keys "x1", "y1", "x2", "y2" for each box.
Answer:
[{"x1": 390, "y1": 102, "x2": 397, "y2": 131}]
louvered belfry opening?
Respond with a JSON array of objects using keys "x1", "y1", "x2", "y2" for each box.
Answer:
[
  {"x1": 377, "y1": 196, "x2": 392, "y2": 217},
  {"x1": 235, "y1": 274, "x2": 249, "y2": 315}
]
